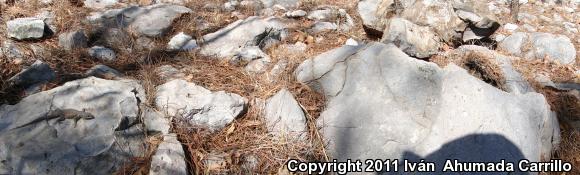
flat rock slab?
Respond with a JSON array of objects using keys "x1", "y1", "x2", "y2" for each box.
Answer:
[
  {"x1": 6, "y1": 17, "x2": 46, "y2": 40},
  {"x1": 0, "y1": 77, "x2": 146, "y2": 175},
  {"x1": 295, "y1": 42, "x2": 560, "y2": 172},
  {"x1": 155, "y1": 79, "x2": 247, "y2": 132},
  {"x1": 200, "y1": 16, "x2": 288, "y2": 59},
  {"x1": 8, "y1": 60, "x2": 55, "y2": 88},
  {"x1": 88, "y1": 4, "x2": 192, "y2": 37}
]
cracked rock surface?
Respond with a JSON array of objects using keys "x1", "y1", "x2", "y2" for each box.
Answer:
[
  {"x1": 295, "y1": 42, "x2": 560, "y2": 171},
  {"x1": 0, "y1": 77, "x2": 147, "y2": 175}
]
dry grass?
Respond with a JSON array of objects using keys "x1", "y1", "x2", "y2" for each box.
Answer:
[{"x1": 432, "y1": 51, "x2": 507, "y2": 90}]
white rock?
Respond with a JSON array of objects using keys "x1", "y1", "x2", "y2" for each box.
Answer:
[
  {"x1": 167, "y1": 32, "x2": 197, "y2": 51},
  {"x1": 503, "y1": 23, "x2": 519, "y2": 33},
  {"x1": 155, "y1": 79, "x2": 247, "y2": 132},
  {"x1": 6, "y1": 17, "x2": 46, "y2": 40},
  {"x1": 345, "y1": 38, "x2": 358, "y2": 46},
  {"x1": 149, "y1": 134, "x2": 187, "y2": 175},
  {"x1": 264, "y1": 88, "x2": 307, "y2": 140},
  {"x1": 89, "y1": 46, "x2": 116, "y2": 62},
  {"x1": 381, "y1": 18, "x2": 440, "y2": 58},
  {"x1": 285, "y1": 10, "x2": 307, "y2": 18},
  {"x1": 84, "y1": 0, "x2": 118, "y2": 9}
]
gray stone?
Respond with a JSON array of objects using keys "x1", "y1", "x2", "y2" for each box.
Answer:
[
  {"x1": 0, "y1": 77, "x2": 146, "y2": 175},
  {"x1": 401, "y1": 0, "x2": 464, "y2": 42},
  {"x1": 88, "y1": 4, "x2": 192, "y2": 37},
  {"x1": 155, "y1": 79, "x2": 247, "y2": 132},
  {"x1": 84, "y1": 0, "x2": 118, "y2": 9},
  {"x1": 260, "y1": 0, "x2": 299, "y2": 9},
  {"x1": 232, "y1": 46, "x2": 271, "y2": 63},
  {"x1": 149, "y1": 134, "x2": 187, "y2": 175},
  {"x1": 200, "y1": 16, "x2": 288, "y2": 58},
  {"x1": 357, "y1": 0, "x2": 416, "y2": 35},
  {"x1": 380, "y1": 18, "x2": 440, "y2": 58},
  {"x1": 142, "y1": 106, "x2": 171, "y2": 134},
  {"x1": 8, "y1": 60, "x2": 55, "y2": 88},
  {"x1": 1, "y1": 41, "x2": 24, "y2": 60},
  {"x1": 452, "y1": 0, "x2": 500, "y2": 42},
  {"x1": 345, "y1": 38, "x2": 358, "y2": 46},
  {"x1": 240, "y1": 0, "x2": 263, "y2": 9},
  {"x1": 307, "y1": 8, "x2": 335, "y2": 21},
  {"x1": 167, "y1": 32, "x2": 198, "y2": 51},
  {"x1": 85, "y1": 64, "x2": 122, "y2": 79},
  {"x1": 264, "y1": 88, "x2": 307, "y2": 140},
  {"x1": 58, "y1": 30, "x2": 87, "y2": 51},
  {"x1": 499, "y1": 32, "x2": 576, "y2": 64},
  {"x1": 89, "y1": 46, "x2": 116, "y2": 62},
  {"x1": 308, "y1": 21, "x2": 337, "y2": 34},
  {"x1": 6, "y1": 17, "x2": 46, "y2": 40},
  {"x1": 95, "y1": 28, "x2": 131, "y2": 50},
  {"x1": 156, "y1": 65, "x2": 185, "y2": 82},
  {"x1": 285, "y1": 10, "x2": 307, "y2": 18},
  {"x1": 295, "y1": 42, "x2": 560, "y2": 169}
]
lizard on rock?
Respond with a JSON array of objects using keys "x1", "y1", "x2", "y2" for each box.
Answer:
[{"x1": 13, "y1": 108, "x2": 95, "y2": 130}]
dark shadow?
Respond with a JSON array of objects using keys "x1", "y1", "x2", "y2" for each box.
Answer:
[{"x1": 388, "y1": 134, "x2": 529, "y2": 174}]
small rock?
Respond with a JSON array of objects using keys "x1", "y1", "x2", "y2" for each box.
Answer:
[
  {"x1": 224, "y1": 0, "x2": 239, "y2": 11},
  {"x1": 503, "y1": 23, "x2": 519, "y2": 33},
  {"x1": 6, "y1": 17, "x2": 46, "y2": 40},
  {"x1": 142, "y1": 106, "x2": 170, "y2": 134},
  {"x1": 1, "y1": 41, "x2": 24, "y2": 60},
  {"x1": 381, "y1": 18, "x2": 440, "y2": 58},
  {"x1": 500, "y1": 32, "x2": 576, "y2": 64},
  {"x1": 240, "y1": 0, "x2": 263, "y2": 9},
  {"x1": 232, "y1": 46, "x2": 271, "y2": 64},
  {"x1": 58, "y1": 30, "x2": 88, "y2": 51},
  {"x1": 8, "y1": 60, "x2": 55, "y2": 88},
  {"x1": 89, "y1": 46, "x2": 117, "y2": 62},
  {"x1": 521, "y1": 24, "x2": 537, "y2": 32},
  {"x1": 345, "y1": 38, "x2": 358, "y2": 46},
  {"x1": 264, "y1": 88, "x2": 307, "y2": 140},
  {"x1": 167, "y1": 32, "x2": 198, "y2": 51},
  {"x1": 308, "y1": 21, "x2": 337, "y2": 34},
  {"x1": 285, "y1": 10, "x2": 307, "y2": 18},
  {"x1": 84, "y1": 0, "x2": 118, "y2": 9},
  {"x1": 307, "y1": 8, "x2": 335, "y2": 21},
  {"x1": 85, "y1": 64, "x2": 122, "y2": 79},
  {"x1": 260, "y1": 0, "x2": 299, "y2": 9},
  {"x1": 149, "y1": 134, "x2": 188, "y2": 175}
]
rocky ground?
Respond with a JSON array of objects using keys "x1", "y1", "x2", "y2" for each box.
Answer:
[{"x1": 0, "y1": 0, "x2": 579, "y2": 174}]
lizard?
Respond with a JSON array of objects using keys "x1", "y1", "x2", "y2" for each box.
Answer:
[{"x1": 13, "y1": 108, "x2": 95, "y2": 130}]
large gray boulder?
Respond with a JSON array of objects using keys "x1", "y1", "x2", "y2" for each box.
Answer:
[
  {"x1": 381, "y1": 18, "x2": 440, "y2": 58},
  {"x1": 155, "y1": 79, "x2": 247, "y2": 132},
  {"x1": 499, "y1": 32, "x2": 576, "y2": 64},
  {"x1": 87, "y1": 4, "x2": 192, "y2": 37},
  {"x1": 295, "y1": 42, "x2": 560, "y2": 172},
  {"x1": 0, "y1": 77, "x2": 147, "y2": 175},
  {"x1": 200, "y1": 16, "x2": 287, "y2": 59},
  {"x1": 264, "y1": 88, "x2": 307, "y2": 140},
  {"x1": 6, "y1": 17, "x2": 46, "y2": 40}
]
